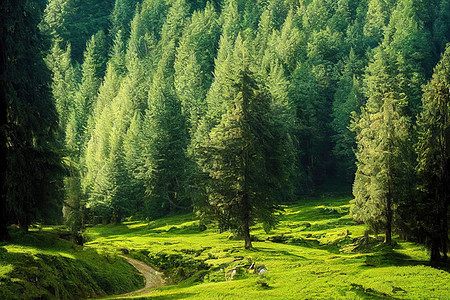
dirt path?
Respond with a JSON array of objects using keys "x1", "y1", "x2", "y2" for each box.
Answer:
[{"x1": 117, "y1": 256, "x2": 165, "y2": 297}]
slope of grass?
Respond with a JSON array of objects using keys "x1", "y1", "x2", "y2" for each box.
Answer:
[
  {"x1": 85, "y1": 196, "x2": 450, "y2": 299},
  {"x1": 0, "y1": 227, "x2": 143, "y2": 299}
]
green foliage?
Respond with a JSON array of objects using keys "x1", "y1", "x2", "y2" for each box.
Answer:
[
  {"x1": 138, "y1": 38, "x2": 189, "y2": 219},
  {"x1": 352, "y1": 42, "x2": 412, "y2": 242},
  {"x1": 134, "y1": 250, "x2": 210, "y2": 284},
  {"x1": 110, "y1": 0, "x2": 140, "y2": 40},
  {"x1": 331, "y1": 50, "x2": 365, "y2": 182},
  {"x1": 416, "y1": 44, "x2": 450, "y2": 262},
  {"x1": 174, "y1": 3, "x2": 220, "y2": 135},
  {"x1": 1, "y1": 0, "x2": 64, "y2": 233},
  {"x1": 26, "y1": 0, "x2": 450, "y2": 264},
  {"x1": 42, "y1": 0, "x2": 115, "y2": 62},
  {"x1": 47, "y1": 41, "x2": 77, "y2": 132},
  {"x1": 195, "y1": 38, "x2": 284, "y2": 249}
]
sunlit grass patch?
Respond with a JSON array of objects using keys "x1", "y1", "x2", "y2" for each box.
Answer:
[
  {"x1": 82, "y1": 195, "x2": 450, "y2": 299},
  {"x1": 0, "y1": 227, "x2": 143, "y2": 299}
]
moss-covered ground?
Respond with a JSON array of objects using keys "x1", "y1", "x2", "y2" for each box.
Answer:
[
  {"x1": 0, "y1": 227, "x2": 143, "y2": 299},
  {"x1": 85, "y1": 196, "x2": 450, "y2": 299}
]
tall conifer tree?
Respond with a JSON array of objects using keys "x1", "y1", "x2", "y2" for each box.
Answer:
[
  {"x1": 1, "y1": 0, "x2": 63, "y2": 235},
  {"x1": 197, "y1": 35, "x2": 280, "y2": 249},
  {"x1": 352, "y1": 45, "x2": 411, "y2": 244},
  {"x1": 416, "y1": 44, "x2": 450, "y2": 262}
]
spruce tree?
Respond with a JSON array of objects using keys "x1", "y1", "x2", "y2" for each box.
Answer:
[
  {"x1": 352, "y1": 45, "x2": 411, "y2": 244},
  {"x1": 331, "y1": 50, "x2": 365, "y2": 182},
  {"x1": 416, "y1": 44, "x2": 450, "y2": 262},
  {"x1": 73, "y1": 34, "x2": 102, "y2": 153},
  {"x1": 47, "y1": 41, "x2": 77, "y2": 133},
  {"x1": 140, "y1": 45, "x2": 188, "y2": 218},
  {"x1": 1, "y1": 0, "x2": 64, "y2": 235},
  {"x1": 174, "y1": 3, "x2": 220, "y2": 135},
  {"x1": 110, "y1": 0, "x2": 139, "y2": 40},
  {"x1": 197, "y1": 36, "x2": 280, "y2": 249}
]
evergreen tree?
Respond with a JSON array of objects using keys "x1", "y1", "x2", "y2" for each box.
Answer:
[
  {"x1": 110, "y1": 0, "x2": 139, "y2": 40},
  {"x1": 363, "y1": 0, "x2": 392, "y2": 46},
  {"x1": 352, "y1": 45, "x2": 411, "y2": 244},
  {"x1": 1, "y1": 0, "x2": 63, "y2": 236},
  {"x1": 42, "y1": 0, "x2": 115, "y2": 63},
  {"x1": 47, "y1": 40, "x2": 77, "y2": 134},
  {"x1": 73, "y1": 33, "x2": 103, "y2": 154},
  {"x1": 416, "y1": 44, "x2": 450, "y2": 262},
  {"x1": 197, "y1": 36, "x2": 281, "y2": 249},
  {"x1": 174, "y1": 3, "x2": 220, "y2": 135},
  {"x1": 289, "y1": 62, "x2": 328, "y2": 191},
  {"x1": 385, "y1": 0, "x2": 433, "y2": 117},
  {"x1": 273, "y1": 9, "x2": 302, "y2": 75},
  {"x1": 331, "y1": 49, "x2": 365, "y2": 182},
  {"x1": 140, "y1": 45, "x2": 188, "y2": 218},
  {"x1": 63, "y1": 115, "x2": 84, "y2": 233}
]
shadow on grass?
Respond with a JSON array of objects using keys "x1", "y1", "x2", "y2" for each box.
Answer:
[
  {"x1": 248, "y1": 246, "x2": 308, "y2": 260},
  {"x1": 4, "y1": 227, "x2": 80, "y2": 255},
  {"x1": 360, "y1": 244, "x2": 450, "y2": 272},
  {"x1": 349, "y1": 283, "x2": 400, "y2": 299}
]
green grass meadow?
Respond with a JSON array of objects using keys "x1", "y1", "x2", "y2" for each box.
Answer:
[
  {"x1": 1, "y1": 195, "x2": 448, "y2": 299},
  {"x1": 0, "y1": 227, "x2": 143, "y2": 299},
  {"x1": 84, "y1": 196, "x2": 450, "y2": 299}
]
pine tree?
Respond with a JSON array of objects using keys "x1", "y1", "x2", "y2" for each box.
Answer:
[
  {"x1": 43, "y1": 0, "x2": 115, "y2": 63},
  {"x1": 174, "y1": 3, "x2": 220, "y2": 136},
  {"x1": 416, "y1": 44, "x2": 450, "y2": 262},
  {"x1": 47, "y1": 40, "x2": 77, "y2": 134},
  {"x1": 273, "y1": 8, "x2": 302, "y2": 75},
  {"x1": 197, "y1": 36, "x2": 281, "y2": 249},
  {"x1": 288, "y1": 62, "x2": 328, "y2": 191},
  {"x1": 73, "y1": 35, "x2": 100, "y2": 150},
  {"x1": 331, "y1": 49, "x2": 365, "y2": 182},
  {"x1": 352, "y1": 45, "x2": 411, "y2": 244},
  {"x1": 110, "y1": 0, "x2": 139, "y2": 40},
  {"x1": 363, "y1": 0, "x2": 391, "y2": 46},
  {"x1": 140, "y1": 51, "x2": 188, "y2": 217},
  {"x1": 1, "y1": 0, "x2": 64, "y2": 236},
  {"x1": 386, "y1": 0, "x2": 433, "y2": 118}
]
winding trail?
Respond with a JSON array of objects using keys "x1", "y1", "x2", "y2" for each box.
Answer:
[{"x1": 117, "y1": 256, "x2": 165, "y2": 297}]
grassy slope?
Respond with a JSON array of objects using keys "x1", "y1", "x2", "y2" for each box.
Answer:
[
  {"x1": 0, "y1": 228, "x2": 143, "y2": 299},
  {"x1": 85, "y1": 196, "x2": 450, "y2": 299}
]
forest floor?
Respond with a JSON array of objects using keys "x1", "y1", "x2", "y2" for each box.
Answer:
[{"x1": 84, "y1": 195, "x2": 450, "y2": 299}]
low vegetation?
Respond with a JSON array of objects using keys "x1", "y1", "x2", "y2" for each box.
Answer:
[
  {"x1": 83, "y1": 195, "x2": 450, "y2": 299},
  {"x1": 0, "y1": 228, "x2": 142, "y2": 299}
]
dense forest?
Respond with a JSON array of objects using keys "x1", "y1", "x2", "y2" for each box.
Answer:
[{"x1": 1, "y1": 0, "x2": 449, "y2": 264}]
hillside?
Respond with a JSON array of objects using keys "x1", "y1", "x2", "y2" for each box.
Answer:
[
  {"x1": 83, "y1": 195, "x2": 450, "y2": 299},
  {"x1": 0, "y1": 229, "x2": 143, "y2": 299}
]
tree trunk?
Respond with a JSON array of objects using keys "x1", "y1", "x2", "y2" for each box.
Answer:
[
  {"x1": 385, "y1": 194, "x2": 392, "y2": 245},
  {"x1": 430, "y1": 236, "x2": 441, "y2": 264},
  {"x1": 242, "y1": 193, "x2": 252, "y2": 249},
  {"x1": 243, "y1": 218, "x2": 252, "y2": 249},
  {"x1": 0, "y1": 196, "x2": 8, "y2": 241},
  {"x1": 0, "y1": 12, "x2": 10, "y2": 242},
  {"x1": 441, "y1": 194, "x2": 448, "y2": 260}
]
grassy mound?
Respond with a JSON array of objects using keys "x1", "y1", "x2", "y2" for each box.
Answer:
[
  {"x1": 0, "y1": 228, "x2": 143, "y2": 299},
  {"x1": 85, "y1": 196, "x2": 450, "y2": 299}
]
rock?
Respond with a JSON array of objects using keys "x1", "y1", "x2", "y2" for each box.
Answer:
[{"x1": 259, "y1": 268, "x2": 268, "y2": 275}]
